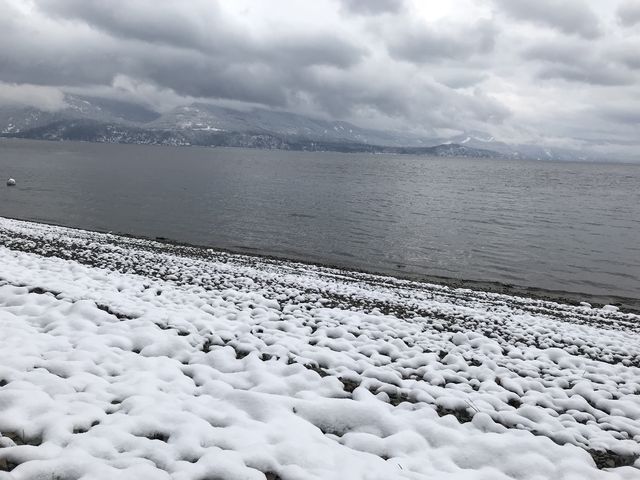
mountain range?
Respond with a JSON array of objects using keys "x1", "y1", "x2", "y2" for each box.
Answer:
[{"x1": 0, "y1": 94, "x2": 591, "y2": 161}]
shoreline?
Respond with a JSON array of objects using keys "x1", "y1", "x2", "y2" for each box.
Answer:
[
  {"x1": 2, "y1": 135, "x2": 639, "y2": 166},
  {"x1": 1, "y1": 213, "x2": 638, "y2": 314},
  {"x1": 0, "y1": 214, "x2": 638, "y2": 477},
  {"x1": 0, "y1": 214, "x2": 639, "y2": 477}
]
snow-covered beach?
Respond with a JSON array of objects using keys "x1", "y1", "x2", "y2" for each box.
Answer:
[{"x1": 0, "y1": 216, "x2": 638, "y2": 479}]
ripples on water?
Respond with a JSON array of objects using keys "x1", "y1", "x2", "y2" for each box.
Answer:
[{"x1": 1, "y1": 139, "x2": 639, "y2": 300}]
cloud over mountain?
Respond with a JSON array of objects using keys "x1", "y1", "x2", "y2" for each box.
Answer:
[{"x1": 0, "y1": 0, "x2": 638, "y2": 159}]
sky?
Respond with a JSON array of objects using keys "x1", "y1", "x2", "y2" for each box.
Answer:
[{"x1": 1, "y1": 0, "x2": 639, "y2": 159}]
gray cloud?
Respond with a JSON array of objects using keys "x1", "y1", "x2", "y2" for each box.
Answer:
[
  {"x1": 340, "y1": 0, "x2": 405, "y2": 15},
  {"x1": 494, "y1": 0, "x2": 602, "y2": 38},
  {"x1": 37, "y1": 0, "x2": 232, "y2": 53},
  {"x1": 523, "y1": 41, "x2": 636, "y2": 86},
  {"x1": 0, "y1": 82, "x2": 66, "y2": 110},
  {"x1": 612, "y1": 42, "x2": 640, "y2": 70},
  {"x1": 434, "y1": 70, "x2": 489, "y2": 90},
  {"x1": 297, "y1": 64, "x2": 510, "y2": 131},
  {"x1": 388, "y1": 19, "x2": 497, "y2": 63},
  {"x1": 1, "y1": 0, "x2": 366, "y2": 109},
  {"x1": 0, "y1": 0, "x2": 638, "y2": 159},
  {"x1": 0, "y1": 0, "x2": 502, "y2": 126},
  {"x1": 599, "y1": 104, "x2": 640, "y2": 125},
  {"x1": 618, "y1": 0, "x2": 640, "y2": 26},
  {"x1": 38, "y1": 0, "x2": 365, "y2": 69},
  {"x1": 537, "y1": 65, "x2": 634, "y2": 86}
]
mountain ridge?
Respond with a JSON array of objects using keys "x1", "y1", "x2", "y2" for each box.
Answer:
[{"x1": 0, "y1": 95, "x2": 592, "y2": 161}]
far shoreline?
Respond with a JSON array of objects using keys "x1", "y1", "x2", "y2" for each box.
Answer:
[{"x1": 1, "y1": 136, "x2": 638, "y2": 166}]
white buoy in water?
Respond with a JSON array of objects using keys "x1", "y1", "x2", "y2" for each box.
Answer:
[{"x1": 6, "y1": 178, "x2": 16, "y2": 186}]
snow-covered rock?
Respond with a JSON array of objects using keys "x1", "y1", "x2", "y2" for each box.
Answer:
[{"x1": 0, "y1": 216, "x2": 638, "y2": 479}]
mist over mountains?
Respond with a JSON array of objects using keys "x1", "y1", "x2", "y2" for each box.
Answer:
[{"x1": 0, "y1": 95, "x2": 591, "y2": 161}]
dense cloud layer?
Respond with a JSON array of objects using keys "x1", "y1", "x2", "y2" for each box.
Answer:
[
  {"x1": 0, "y1": 0, "x2": 638, "y2": 159},
  {"x1": 494, "y1": 0, "x2": 602, "y2": 38},
  {"x1": 618, "y1": 0, "x2": 640, "y2": 26},
  {"x1": 341, "y1": 0, "x2": 405, "y2": 15}
]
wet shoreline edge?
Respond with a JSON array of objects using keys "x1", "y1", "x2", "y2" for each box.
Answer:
[{"x1": 2, "y1": 214, "x2": 638, "y2": 314}]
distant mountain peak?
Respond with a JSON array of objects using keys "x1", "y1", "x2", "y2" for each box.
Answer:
[{"x1": 0, "y1": 95, "x2": 594, "y2": 161}]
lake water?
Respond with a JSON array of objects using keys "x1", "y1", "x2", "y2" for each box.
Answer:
[{"x1": 1, "y1": 138, "x2": 639, "y2": 304}]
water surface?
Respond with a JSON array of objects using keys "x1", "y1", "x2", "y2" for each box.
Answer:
[{"x1": 1, "y1": 138, "x2": 638, "y2": 302}]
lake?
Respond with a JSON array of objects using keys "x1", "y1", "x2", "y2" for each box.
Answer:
[{"x1": 1, "y1": 138, "x2": 639, "y2": 305}]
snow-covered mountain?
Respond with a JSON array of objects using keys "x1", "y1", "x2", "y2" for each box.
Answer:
[
  {"x1": 0, "y1": 95, "x2": 160, "y2": 135},
  {"x1": 442, "y1": 131, "x2": 591, "y2": 162},
  {"x1": 0, "y1": 95, "x2": 593, "y2": 161},
  {"x1": 147, "y1": 103, "x2": 431, "y2": 147}
]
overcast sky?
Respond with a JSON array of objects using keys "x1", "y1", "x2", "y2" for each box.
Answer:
[{"x1": 1, "y1": 0, "x2": 639, "y2": 158}]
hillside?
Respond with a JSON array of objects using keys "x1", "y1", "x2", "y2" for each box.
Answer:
[{"x1": 0, "y1": 95, "x2": 591, "y2": 161}]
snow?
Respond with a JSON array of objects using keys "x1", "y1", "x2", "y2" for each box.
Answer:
[{"x1": 0, "y1": 216, "x2": 639, "y2": 479}]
